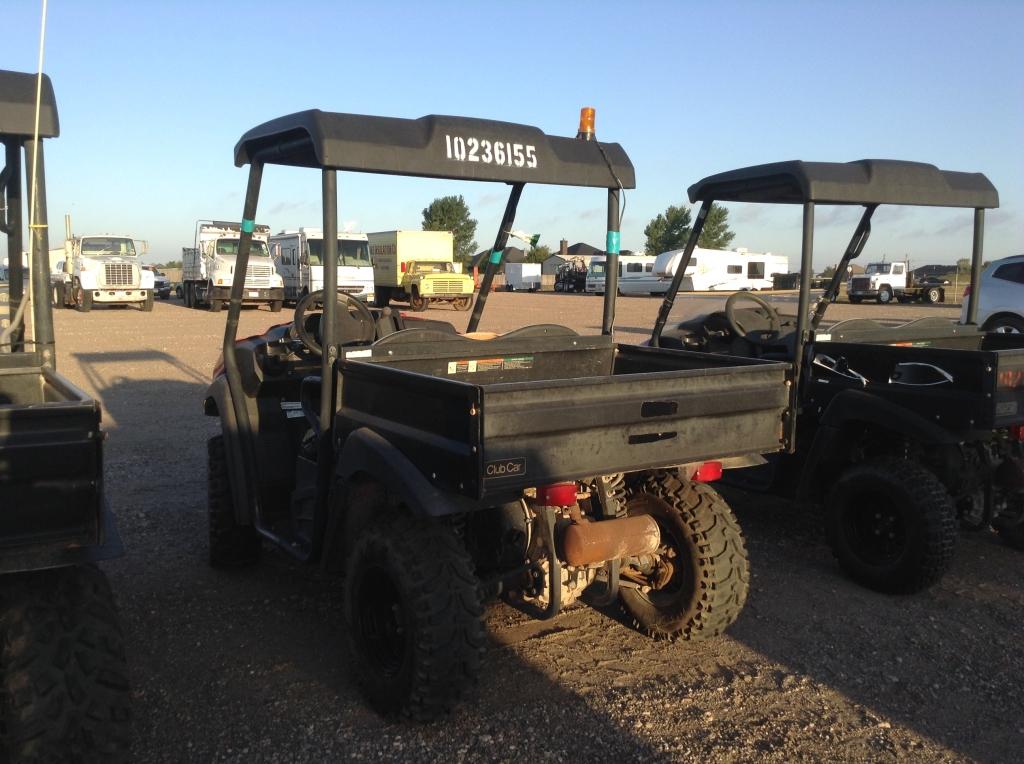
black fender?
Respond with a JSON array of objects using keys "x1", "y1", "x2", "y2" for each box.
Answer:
[
  {"x1": 203, "y1": 375, "x2": 256, "y2": 526},
  {"x1": 333, "y1": 427, "x2": 471, "y2": 519},
  {"x1": 797, "y1": 389, "x2": 960, "y2": 501}
]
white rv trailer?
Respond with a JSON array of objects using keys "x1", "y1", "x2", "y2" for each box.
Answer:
[
  {"x1": 584, "y1": 254, "x2": 660, "y2": 295},
  {"x1": 653, "y1": 247, "x2": 788, "y2": 291}
]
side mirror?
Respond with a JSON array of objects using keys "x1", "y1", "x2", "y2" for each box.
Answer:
[{"x1": 137, "y1": 240, "x2": 150, "y2": 255}]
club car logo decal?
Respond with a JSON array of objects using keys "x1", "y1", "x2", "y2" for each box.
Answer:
[
  {"x1": 444, "y1": 135, "x2": 538, "y2": 169},
  {"x1": 485, "y1": 458, "x2": 526, "y2": 479}
]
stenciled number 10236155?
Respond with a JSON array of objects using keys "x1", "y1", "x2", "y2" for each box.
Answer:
[{"x1": 444, "y1": 135, "x2": 538, "y2": 168}]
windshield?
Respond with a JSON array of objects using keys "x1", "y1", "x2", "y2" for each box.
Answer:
[
  {"x1": 588, "y1": 261, "x2": 606, "y2": 275},
  {"x1": 411, "y1": 261, "x2": 454, "y2": 274},
  {"x1": 81, "y1": 237, "x2": 136, "y2": 256},
  {"x1": 864, "y1": 263, "x2": 891, "y2": 275},
  {"x1": 307, "y1": 239, "x2": 372, "y2": 267},
  {"x1": 216, "y1": 238, "x2": 270, "y2": 258}
]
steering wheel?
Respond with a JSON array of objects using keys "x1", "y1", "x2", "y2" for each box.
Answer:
[
  {"x1": 724, "y1": 291, "x2": 782, "y2": 342},
  {"x1": 292, "y1": 290, "x2": 376, "y2": 355}
]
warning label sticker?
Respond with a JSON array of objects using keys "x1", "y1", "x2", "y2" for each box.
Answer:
[{"x1": 447, "y1": 355, "x2": 534, "y2": 374}]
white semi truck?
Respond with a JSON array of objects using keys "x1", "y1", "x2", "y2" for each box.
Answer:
[
  {"x1": 181, "y1": 220, "x2": 284, "y2": 312},
  {"x1": 51, "y1": 216, "x2": 154, "y2": 311},
  {"x1": 269, "y1": 228, "x2": 374, "y2": 304}
]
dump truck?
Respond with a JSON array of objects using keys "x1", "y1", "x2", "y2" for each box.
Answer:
[
  {"x1": 369, "y1": 229, "x2": 473, "y2": 311},
  {"x1": 182, "y1": 220, "x2": 284, "y2": 312},
  {"x1": 0, "y1": 68, "x2": 131, "y2": 761}
]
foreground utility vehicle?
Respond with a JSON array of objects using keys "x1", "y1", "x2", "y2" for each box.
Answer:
[
  {"x1": 650, "y1": 159, "x2": 1021, "y2": 594},
  {"x1": 206, "y1": 107, "x2": 789, "y2": 719},
  {"x1": 0, "y1": 69, "x2": 130, "y2": 760}
]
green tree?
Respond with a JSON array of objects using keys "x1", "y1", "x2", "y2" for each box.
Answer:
[
  {"x1": 697, "y1": 204, "x2": 735, "y2": 250},
  {"x1": 643, "y1": 204, "x2": 692, "y2": 255},
  {"x1": 643, "y1": 201, "x2": 736, "y2": 255},
  {"x1": 422, "y1": 195, "x2": 478, "y2": 263},
  {"x1": 525, "y1": 244, "x2": 551, "y2": 264},
  {"x1": 820, "y1": 265, "x2": 837, "y2": 278}
]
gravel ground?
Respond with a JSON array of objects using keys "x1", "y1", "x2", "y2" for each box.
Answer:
[{"x1": 38, "y1": 291, "x2": 1024, "y2": 763}]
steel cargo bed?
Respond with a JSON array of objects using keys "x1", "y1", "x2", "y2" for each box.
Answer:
[
  {"x1": 0, "y1": 354, "x2": 110, "y2": 569},
  {"x1": 336, "y1": 327, "x2": 787, "y2": 503},
  {"x1": 813, "y1": 318, "x2": 1024, "y2": 432}
]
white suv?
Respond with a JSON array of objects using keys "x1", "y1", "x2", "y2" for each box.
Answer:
[{"x1": 961, "y1": 254, "x2": 1024, "y2": 332}]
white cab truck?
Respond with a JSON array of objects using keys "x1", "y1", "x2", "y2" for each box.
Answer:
[
  {"x1": 369, "y1": 230, "x2": 474, "y2": 311},
  {"x1": 182, "y1": 220, "x2": 284, "y2": 312},
  {"x1": 51, "y1": 218, "x2": 154, "y2": 311},
  {"x1": 504, "y1": 262, "x2": 541, "y2": 291},
  {"x1": 847, "y1": 261, "x2": 945, "y2": 304},
  {"x1": 653, "y1": 247, "x2": 789, "y2": 292},
  {"x1": 270, "y1": 228, "x2": 373, "y2": 304}
]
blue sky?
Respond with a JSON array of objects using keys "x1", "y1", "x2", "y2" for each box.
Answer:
[{"x1": 4, "y1": 0, "x2": 1021, "y2": 271}]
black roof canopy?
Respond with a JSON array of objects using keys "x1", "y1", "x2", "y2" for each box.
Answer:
[
  {"x1": 0, "y1": 69, "x2": 59, "y2": 139},
  {"x1": 688, "y1": 159, "x2": 998, "y2": 208},
  {"x1": 235, "y1": 110, "x2": 635, "y2": 189}
]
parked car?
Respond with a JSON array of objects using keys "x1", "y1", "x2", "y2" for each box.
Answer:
[
  {"x1": 960, "y1": 254, "x2": 1024, "y2": 332},
  {"x1": 143, "y1": 265, "x2": 172, "y2": 299}
]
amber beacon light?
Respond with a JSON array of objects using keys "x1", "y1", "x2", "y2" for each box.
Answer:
[{"x1": 577, "y1": 106, "x2": 596, "y2": 141}]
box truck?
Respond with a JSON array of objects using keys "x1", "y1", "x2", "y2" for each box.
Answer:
[{"x1": 369, "y1": 230, "x2": 473, "y2": 311}]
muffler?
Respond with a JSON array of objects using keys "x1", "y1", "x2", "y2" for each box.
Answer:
[{"x1": 559, "y1": 515, "x2": 660, "y2": 567}]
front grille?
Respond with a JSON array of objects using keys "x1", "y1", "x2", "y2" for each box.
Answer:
[
  {"x1": 102, "y1": 262, "x2": 134, "y2": 287},
  {"x1": 244, "y1": 264, "x2": 273, "y2": 289},
  {"x1": 850, "y1": 277, "x2": 871, "y2": 292},
  {"x1": 430, "y1": 279, "x2": 467, "y2": 295}
]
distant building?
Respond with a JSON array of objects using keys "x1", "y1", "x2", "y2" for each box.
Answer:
[
  {"x1": 468, "y1": 246, "x2": 525, "y2": 273},
  {"x1": 541, "y1": 240, "x2": 634, "y2": 274}
]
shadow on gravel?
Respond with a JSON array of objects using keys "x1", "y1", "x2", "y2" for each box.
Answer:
[
  {"x1": 721, "y1": 484, "x2": 1024, "y2": 763},
  {"x1": 66, "y1": 357, "x2": 671, "y2": 761}
]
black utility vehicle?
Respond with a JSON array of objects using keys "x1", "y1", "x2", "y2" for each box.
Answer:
[
  {"x1": 0, "y1": 70, "x2": 130, "y2": 759},
  {"x1": 651, "y1": 159, "x2": 1023, "y2": 594},
  {"x1": 205, "y1": 108, "x2": 790, "y2": 719}
]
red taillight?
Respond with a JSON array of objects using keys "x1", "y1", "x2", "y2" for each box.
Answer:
[
  {"x1": 537, "y1": 483, "x2": 577, "y2": 506},
  {"x1": 401, "y1": 262, "x2": 407, "y2": 273},
  {"x1": 694, "y1": 461, "x2": 723, "y2": 483},
  {"x1": 1009, "y1": 424, "x2": 1024, "y2": 442},
  {"x1": 963, "y1": 285, "x2": 971, "y2": 298}
]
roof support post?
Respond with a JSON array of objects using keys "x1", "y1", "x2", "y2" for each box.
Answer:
[
  {"x1": 25, "y1": 137, "x2": 54, "y2": 367},
  {"x1": 786, "y1": 201, "x2": 815, "y2": 452},
  {"x1": 649, "y1": 199, "x2": 711, "y2": 346},
  {"x1": 810, "y1": 204, "x2": 876, "y2": 331},
  {"x1": 3, "y1": 140, "x2": 24, "y2": 351},
  {"x1": 467, "y1": 182, "x2": 523, "y2": 333},
  {"x1": 320, "y1": 168, "x2": 338, "y2": 429},
  {"x1": 601, "y1": 188, "x2": 621, "y2": 335},
  {"x1": 965, "y1": 208, "x2": 985, "y2": 325}
]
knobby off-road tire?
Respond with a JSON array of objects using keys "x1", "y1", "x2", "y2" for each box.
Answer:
[
  {"x1": 825, "y1": 457, "x2": 957, "y2": 594},
  {"x1": 0, "y1": 564, "x2": 132, "y2": 762},
  {"x1": 343, "y1": 512, "x2": 484, "y2": 721},
  {"x1": 208, "y1": 435, "x2": 261, "y2": 567},
  {"x1": 620, "y1": 471, "x2": 750, "y2": 641},
  {"x1": 995, "y1": 521, "x2": 1024, "y2": 551}
]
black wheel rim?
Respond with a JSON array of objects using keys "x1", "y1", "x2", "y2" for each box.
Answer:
[
  {"x1": 841, "y1": 492, "x2": 907, "y2": 565},
  {"x1": 628, "y1": 495, "x2": 695, "y2": 608},
  {"x1": 353, "y1": 563, "x2": 407, "y2": 678}
]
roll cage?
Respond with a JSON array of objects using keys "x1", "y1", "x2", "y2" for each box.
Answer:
[
  {"x1": 649, "y1": 159, "x2": 999, "y2": 449},
  {"x1": 224, "y1": 108, "x2": 635, "y2": 520}
]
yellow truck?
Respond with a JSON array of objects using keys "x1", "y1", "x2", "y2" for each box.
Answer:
[{"x1": 368, "y1": 230, "x2": 474, "y2": 311}]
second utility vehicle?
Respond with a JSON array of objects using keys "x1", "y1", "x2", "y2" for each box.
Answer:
[
  {"x1": 651, "y1": 159, "x2": 1021, "y2": 594},
  {"x1": 205, "y1": 107, "x2": 789, "y2": 720}
]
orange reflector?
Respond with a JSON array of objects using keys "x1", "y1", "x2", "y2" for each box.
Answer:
[
  {"x1": 578, "y1": 106, "x2": 595, "y2": 137},
  {"x1": 694, "y1": 461, "x2": 723, "y2": 482},
  {"x1": 1010, "y1": 424, "x2": 1024, "y2": 442}
]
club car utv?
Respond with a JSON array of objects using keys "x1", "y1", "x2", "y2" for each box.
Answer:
[
  {"x1": 0, "y1": 70, "x2": 130, "y2": 759},
  {"x1": 650, "y1": 159, "x2": 1023, "y2": 594},
  {"x1": 204, "y1": 108, "x2": 791, "y2": 719}
]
